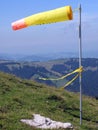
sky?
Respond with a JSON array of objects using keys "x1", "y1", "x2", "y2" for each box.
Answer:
[{"x1": 0, "y1": 0, "x2": 98, "y2": 57}]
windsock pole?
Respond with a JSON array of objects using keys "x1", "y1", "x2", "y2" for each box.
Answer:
[{"x1": 79, "y1": 4, "x2": 82, "y2": 125}]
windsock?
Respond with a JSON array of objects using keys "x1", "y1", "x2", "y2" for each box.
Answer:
[{"x1": 12, "y1": 6, "x2": 73, "y2": 30}]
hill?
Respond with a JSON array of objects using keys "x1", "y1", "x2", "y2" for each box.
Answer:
[
  {"x1": 0, "y1": 58, "x2": 98, "y2": 97},
  {"x1": 0, "y1": 72, "x2": 98, "y2": 130}
]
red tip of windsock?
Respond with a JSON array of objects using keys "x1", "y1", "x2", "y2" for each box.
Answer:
[{"x1": 12, "y1": 19, "x2": 27, "y2": 30}]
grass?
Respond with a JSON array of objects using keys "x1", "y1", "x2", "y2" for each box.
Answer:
[{"x1": 0, "y1": 72, "x2": 98, "y2": 130}]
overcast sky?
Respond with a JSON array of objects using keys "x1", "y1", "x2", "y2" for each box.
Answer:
[{"x1": 0, "y1": 0, "x2": 98, "y2": 56}]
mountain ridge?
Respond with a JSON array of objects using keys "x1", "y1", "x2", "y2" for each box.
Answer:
[{"x1": 0, "y1": 51, "x2": 98, "y2": 62}]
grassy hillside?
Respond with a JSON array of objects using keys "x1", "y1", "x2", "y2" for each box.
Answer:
[
  {"x1": 0, "y1": 58, "x2": 98, "y2": 97},
  {"x1": 0, "y1": 72, "x2": 98, "y2": 130}
]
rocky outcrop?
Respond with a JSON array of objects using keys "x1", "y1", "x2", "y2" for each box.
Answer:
[{"x1": 21, "y1": 114, "x2": 73, "y2": 129}]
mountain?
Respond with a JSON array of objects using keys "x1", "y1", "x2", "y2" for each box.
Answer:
[
  {"x1": 0, "y1": 51, "x2": 98, "y2": 62},
  {"x1": 0, "y1": 58, "x2": 98, "y2": 97},
  {"x1": 0, "y1": 72, "x2": 98, "y2": 130},
  {"x1": 0, "y1": 52, "x2": 77, "y2": 62}
]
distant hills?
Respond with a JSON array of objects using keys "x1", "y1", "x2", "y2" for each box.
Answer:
[
  {"x1": 0, "y1": 52, "x2": 78, "y2": 61},
  {"x1": 0, "y1": 51, "x2": 98, "y2": 62},
  {"x1": 0, "y1": 58, "x2": 98, "y2": 98},
  {"x1": 0, "y1": 71, "x2": 98, "y2": 130}
]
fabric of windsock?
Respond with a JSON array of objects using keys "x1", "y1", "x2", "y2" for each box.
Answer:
[{"x1": 12, "y1": 6, "x2": 73, "y2": 30}]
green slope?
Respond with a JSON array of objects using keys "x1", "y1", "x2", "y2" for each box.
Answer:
[{"x1": 0, "y1": 72, "x2": 98, "y2": 130}]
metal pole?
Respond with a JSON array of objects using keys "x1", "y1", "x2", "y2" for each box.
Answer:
[{"x1": 79, "y1": 4, "x2": 82, "y2": 125}]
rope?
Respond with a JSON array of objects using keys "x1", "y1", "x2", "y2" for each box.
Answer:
[
  {"x1": 39, "y1": 66, "x2": 83, "y2": 81},
  {"x1": 60, "y1": 73, "x2": 79, "y2": 89},
  {"x1": 39, "y1": 66, "x2": 83, "y2": 89},
  {"x1": 73, "y1": 8, "x2": 79, "y2": 13}
]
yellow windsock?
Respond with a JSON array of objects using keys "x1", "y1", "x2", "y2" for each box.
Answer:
[{"x1": 12, "y1": 6, "x2": 73, "y2": 30}]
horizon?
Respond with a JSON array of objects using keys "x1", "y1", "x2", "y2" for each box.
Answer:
[{"x1": 0, "y1": 51, "x2": 98, "y2": 61}]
